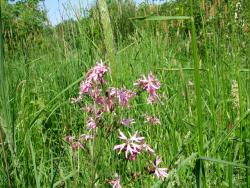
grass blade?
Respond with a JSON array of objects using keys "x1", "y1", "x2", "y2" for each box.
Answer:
[
  {"x1": 199, "y1": 156, "x2": 250, "y2": 169},
  {"x1": 130, "y1": 15, "x2": 191, "y2": 21}
]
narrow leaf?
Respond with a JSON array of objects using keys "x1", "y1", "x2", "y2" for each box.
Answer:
[{"x1": 199, "y1": 156, "x2": 250, "y2": 169}]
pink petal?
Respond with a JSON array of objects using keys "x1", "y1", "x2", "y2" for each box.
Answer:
[{"x1": 118, "y1": 130, "x2": 127, "y2": 140}]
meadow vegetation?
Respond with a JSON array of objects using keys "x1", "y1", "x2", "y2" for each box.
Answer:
[{"x1": 0, "y1": 0, "x2": 250, "y2": 187}]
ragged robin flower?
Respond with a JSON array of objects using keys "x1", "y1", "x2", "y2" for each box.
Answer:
[
  {"x1": 108, "y1": 174, "x2": 122, "y2": 188},
  {"x1": 121, "y1": 118, "x2": 135, "y2": 126},
  {"x1": 113, "y1": 130, "x2": 144, "y2": 159},
  {"x1": 152, "y1": 156, "x2": 168, "y2": 180},
  {"x1": 116, "y1": 88, "x2": 136, "y2": 108},
  {"x1": 144, "y1": 114, "x2": 160, "y2": 125},
  {"x1": 86, "y1": 117, "x2": 96, "y2": 130},
  {"x1": 85, "y1": 61, "x2": 109, "y2": 84},
  {"x1": 134, "y1": 72, "x2": 160, "y2": 103}
]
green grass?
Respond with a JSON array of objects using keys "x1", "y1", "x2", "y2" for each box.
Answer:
[{"x1": 0, "y1": 1, "x2": 250, "y2": 187}]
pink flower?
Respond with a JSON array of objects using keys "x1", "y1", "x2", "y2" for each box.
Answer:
[
  {"x1": 95, "y1": 96, "x2": 106, "y2": 105},
  {"x1": 134, "y1": 72, "x2": 160, "y2": 103},
  {"x1": 153, "y1": 156, "x2": 168, "y2": 180},
  {"x1": 85, "y1": 61, "x2": 109, "y2": 84},
  {"x1": 108, "y1": 87, "x2": 118, "y2": 98},
  {"x1": 108, "y1": 174, "x2": 122, "y2": 188},
  {"x1": 86, "y1": 117, "x2": 96, "y2": 130},
  {"x1": 79, "y1": 80, "x2": 93, "y2": 95},
  {"x1": 114, "y1": 130, "x2": 144, "y2": 159},
  {"x1": 121, "y1": 118, "x2": 135, "y2": 126},
  {"x1": 79, "y1": 134, "x2": 94, "y2": 141},
  {"x1": 70, "y1": 96, "x2": 83, "y2": 104},
  {"x1": 141, "y1": 143, "x2": 155, "y2": 154},
  {"x1": 82, "y1": 105, "x2": 95, "y2": 113},
  {"x1": 71, "y1": 141, "x2": 84, "y2": 151},
  {"x1": 144, "y1": 114, "x2": 160, "y2": 125},
  {"x1": 70, "y1": 61, "x2": 110, "y2": 103},
  {"x1": 129, "y1": 153, "x2": 137, "y2": 161},
  {"x1": 117, "y1": 88, "x2": 135, "y2": 108},
  {"x1": 64, "y1": 135, "x2": 75, "y2": 143},
  {"x1": 89, "y1": 87, "x2": 101, "y2": 99},
  {"x1": 147, "y1": 95, "x2": 159, "y2": 104},
  {"x1": 99, "y1": 88, "x2": 117, "y2": 112}
]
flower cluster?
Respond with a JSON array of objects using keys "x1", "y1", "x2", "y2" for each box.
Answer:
[
  {"x1": 113, "y1": 129, "x2": 168, "y2": 180},
  {"x1": 65, "y1": 61, "x2": 168, "y2": 186},
  {"x1": 64, "y1": 134, "x2": 94, "y2": 151},
  {"x1": 144, "y1": 114, "x2": 161, "y2": 125},
  {"x1": 71, "y1": 62, "x2": 136, "y2": 131},
  {"x1": 71, "y1": 61, "x2": 109, "y2": 104}
]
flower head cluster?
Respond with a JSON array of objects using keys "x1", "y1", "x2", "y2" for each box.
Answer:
[
  {"x1": 69, "y1": 61, "x2": 167, "y2": 184},
  {"x1": 71, "y1": 61, "x2": 109, "y2": 104},
  {"x1": 134, "y1": 72, "x2": 160, "y2": 103},
  {"x1": 64, "y1": 135, "x2": 83, "y2": 151},
  {"x1": 64, "y1": 134, "x2": 94, "y2": 151},
  {"x1": 72, "y1": 62, "x2": 136, "y2": 123},
  {"x1": 86, "y1": 117, "x2": 96, "y2": 130},
  {"x1": 116, "y1": 88, "x2": 136, "y2": 108},
  {"x1": 114, "y1": 130, "x2": 154, "y2": 160},
  {"x1": 121, "y1": 118, "x2": 135, "y2": 126},
  {"x1": 85, "y1": 62, "x2": 109, "y2": 84},
  {"x1": 144, "y1": 114, "x2": 160, "y2": 125}
]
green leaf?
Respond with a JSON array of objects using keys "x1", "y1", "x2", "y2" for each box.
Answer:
[{"x1": 130, "y1": 15, "x2": 191, "y2": 21}]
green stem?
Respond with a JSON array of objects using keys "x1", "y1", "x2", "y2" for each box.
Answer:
[
  {"x1": 190, "y1": 1, "x2": 203, "y2": 158},
  {"x1": 97, "y1": 0, "x2": 116, "y2": 81},
  {"x1": 189, "y1": 0, "x2": 205, "y2": 187},
  {"x1": 200, "y1": 10, "x2": 216, "y2": 136}
]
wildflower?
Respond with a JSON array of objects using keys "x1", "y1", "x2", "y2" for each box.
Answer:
[
  {"x1": 134, "y1": 72, "x2": 160, "y2": 103},
  {"x1": 102, "y1": 88, "x2": 117, "y2": 112},
  {"x1": 121, "y1": 118, "x2": 135, "y2": 126},
  {"x1": 82, "y1": 105, "x2": 95, "y2": 113},
  {"x1": 79, "y1": 134, "x2": 94, "y2": 141},
  {"x1": 116, "y1": 88, "x2": 135, "y2": 108},
  {"x1": 141, "y1": 143, "x2": 154, "y2": 154},
  {"x1": 71, "y1": 141, "x2": 84, "y2": 151},
  {"x1": 144, "y1": 114, "x2": 160, "y2": 125},
  {"x1": 70, "y1": 96, "x2": 83, "y2": 104},
  {"x1": 152, "y1": 156, "x2": 168, "y2": 180},
  {"x1": 95, "y1": 96, "x2": 106, "y2": 105},
  {"x1": 86, "y1": 117, "x2": 96, "y2": 130},
  {"x1": 147, "y1": 95, "x2": 158, "y2": 103},
  {"x1": 64, "y1": 135, "x2": 75, "y2": 143},
  {"x1": 108, "y1": 174, "x2": 122, "y2": 188},
  {"x1": 89, "y1": 87, "x2": 101, "y2": 99},
  {"x1": 108, "y1": 87, "x2": 118, "y2": 98},
  {"x1": 71, "y1": 61, "x2": 110, "y2": 103},
  {"x1": 85, "y1": 61, "x2": 109, "y2": 84},
  {"x1": 114, "y1": 130, "x2": 144, "y2": 159},
  {"x1": 79, "y1": 80, "x2": 93, "y2": 95},
  {"x1": 129, "y1": 152, "x2": 139, "y2": 161}
]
